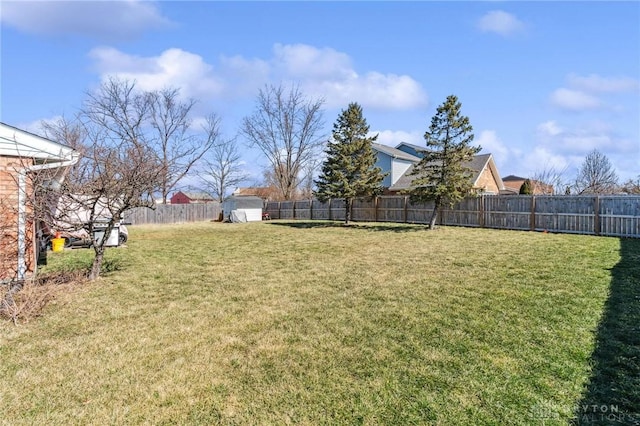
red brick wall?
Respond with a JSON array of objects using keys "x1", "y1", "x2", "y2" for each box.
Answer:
[{"x1": 0, "y1": 156, "x2": 35, "y2": 281}]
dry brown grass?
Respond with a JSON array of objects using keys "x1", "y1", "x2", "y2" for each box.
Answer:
[
  {"x1": 0, "y1": 221, "x2": 633, "y2": 425},
  {"x1": 0, "y1": 270, "x2": 87, "y2": 324}
]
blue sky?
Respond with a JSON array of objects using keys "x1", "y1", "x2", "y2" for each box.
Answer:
[{"x1": 2, "y1": 1, "x2": 639, "y2": 188}]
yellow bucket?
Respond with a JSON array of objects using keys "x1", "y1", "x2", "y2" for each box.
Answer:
[{"x1": 51, "y1": 238, "x2": 65, "y2": 252}]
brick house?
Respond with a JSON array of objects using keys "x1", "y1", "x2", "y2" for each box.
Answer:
[
  {"x1": 0, "y1": 123, "x2": 79, "y2": 282},
  {"x1": 502, "y1": 175, "x2": 554, "y2": 195},
  {"x1": 372, "y1": 142, "x2": 505, "y2": 195}
]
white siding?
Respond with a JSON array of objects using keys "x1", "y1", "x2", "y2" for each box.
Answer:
[{"x1": 391, "y1": 159, "x2": 413, "y2": 186}]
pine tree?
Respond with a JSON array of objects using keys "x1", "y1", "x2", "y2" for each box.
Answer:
[
  {"x1": 408, "y1": 95, "x2": 481, "y2": 229},
  {"x1": 314, "y1": 103, "x2": 387, "y2": 224},
  {"x1": 519, "y1": 179, "x2": 533, "y2": 195}
]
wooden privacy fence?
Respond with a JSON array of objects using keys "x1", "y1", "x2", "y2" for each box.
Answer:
[
  {"x1": 265, "y1": 195, "x2": 640, "y2": 238},
  {"x1": 123, "y1": 203, "x2": 221, "y2": 225}
]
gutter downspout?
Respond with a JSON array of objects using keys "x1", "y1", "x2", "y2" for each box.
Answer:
[{"x1": 17, "y1": 153, "x2": 80, "y2": 281}]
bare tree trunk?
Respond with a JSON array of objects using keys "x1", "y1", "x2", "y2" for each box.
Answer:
[
  {"x1": 429, "y1": 197, "x2": 441, "y2": 230},
  {"x1": 345, "y1": 198, "x2": 352, "y2": 225},
  {"x1": 89, "y1": 246, "x2": 105, "y2": 281}
]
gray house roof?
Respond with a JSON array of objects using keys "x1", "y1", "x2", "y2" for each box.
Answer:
[
  {"x1": 395, "y1": 142, "x2": 429, "y2": 155},
  {"x1": 502, "y1": 175, "x2": 527, "y2": 181},
  {"x1": 389, "y1": 153, "x2": 500, "y2": 191},
  {"x1": 223, "y1": 195, "x2": 264, "y2": 209},
  {"x1": 371, "y1": 143, "x2": 421, "y2": 162}
]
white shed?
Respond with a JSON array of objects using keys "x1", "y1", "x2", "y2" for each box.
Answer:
[{"x1": 222, "y1": 195, "x2": 264, "y2": 222}]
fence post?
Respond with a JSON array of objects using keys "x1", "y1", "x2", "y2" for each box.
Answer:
[
  {"x1": 404, "y1": 196, "x2": 408, "y2": 223},
  {"x1": 328, "y1": 198, "x2": 332, "y2": 221},
  {"x1": 310, "y1": 199, "x2": 313, "y2": 220},
  {"x1": 293, "y1": 200, "x2": 297, "y2": 219},
  {"x1": 278, "y1": 202, "x2": 281, "y2": 220},
  {"x1": 530, "y1": 196, "x2": 536, "y2": 231},
  {"x1": 374, "y1": 196, "x2": 379, "y2": 223},
  {"x1": 594, "y1": 196, "x2": 600, "y2": 236},
  {"x1": 479, "y1": 195, "x2": 485, "y2": 228}
]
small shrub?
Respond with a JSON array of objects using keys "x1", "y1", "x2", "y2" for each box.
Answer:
[{"x1": 0, "y1": 270, "x2": 86, "y2": 324}]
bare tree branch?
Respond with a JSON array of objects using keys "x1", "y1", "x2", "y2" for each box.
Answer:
[
  {"x1": 574, "y1": 149, "x2": 619, "y2": 195},
  {"x1": 620, "y1": 175, "x2": 640, "y2": 194},
  {"x1": 147, "y1": 88, "x2": 220, "y2": 203},
  {"x1": 241, "y1": 84, "x2": 325, "y2": 200},
  {"x1": 44, "y1": 78, "x2": 164, "y2": 280},
  {"x1": 200, "y1": 131, "x2": 249, "y2": 203},
  {"x1": 532, "y1": 165, "x2": 570, "y2": 195}
]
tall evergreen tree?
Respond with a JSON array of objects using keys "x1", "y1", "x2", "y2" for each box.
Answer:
[
  {"x1": 314, "y1": 103, "x2": 386, "y2": 224},
  {"x1": 408, "y1": 95, "x2": 481, "y2": 229}
]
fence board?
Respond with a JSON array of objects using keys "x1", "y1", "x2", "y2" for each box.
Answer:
[
  {"x1": 279, "y1": 201, "x2": 295, "y2": 220},
  {"x1": 123, "y1": 203, "x2": 221, "y2": 225},
  {"x1": 599, "y1": 196, "x2": 640, "y2": 237},
  {"x1": 534, "y1": 196, "x2": 596, "y2": 234}
]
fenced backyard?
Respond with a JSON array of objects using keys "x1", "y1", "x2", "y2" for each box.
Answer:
[
  {"x1": 4, "y1": 222, "x2": 638, "y2": 424},
  {"x1": 266, "y1": 195, "x2": 640, "y2": 238},
  {"x1": 118, "y1": 196, "x2": 640, "y2": 238}
]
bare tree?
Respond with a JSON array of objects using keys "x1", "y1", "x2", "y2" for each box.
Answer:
[
  {"x1": 200, "y1": 128, "x2": 249, "y2": 202},
  {"x1": 241, "y1": 84, "x2": 326, "y2": 200},
  {"x1": 148, "y1": 88, "x2": 220, "y2": 203},
  {"x1": 620, "y1": 175, "x2": 640, "y2": 194},
  {"x1": 45, "y1": 78, "x2": 165, "y2": 280},
  {"x1": 574, "y1": 149, "x2": 619, "y2": 195},
  {"x1": 300, "y1": 156, "x2": 323, "y2": 200},
  {"x1": 532, "y1": 165, "x2": 569, "y2": 195}
]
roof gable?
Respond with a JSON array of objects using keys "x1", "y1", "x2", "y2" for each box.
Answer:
[
  {"x1": 0, "y1": 122, "x2": 75, "y2": 161},
  {"x1": 389, "y1": 153, "x2": 504, "y2": 192}
]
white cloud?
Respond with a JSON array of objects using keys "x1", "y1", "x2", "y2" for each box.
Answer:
[
  {"x1": 502, "y1": 119, "x2": 638, "y2": 183},
  {"x1": 477, "y1": 10, "x2": 525, "y2": 36},
  {"x1": 536, "y1": 120, "x2": 563, "y2": 137},
  {"x1": 219, "y1": 55, "x2": 270, "y2": 96},
  {"x1": 89, "y1": 47, "x2": 224, "y2": 100},
  {"x1": 549, "y1": 88, "x2": 601, "y2": 111},
  {"x1": 272, "y1": 44, "x2": 355, "y2": 80},
  {"x1": 567, "y1": 73, "x2": 639, "y2": 93},
  {"x1": 535, "y1": 120, "x2": 636, "y2": 157},
  {"x1": 548, "y1": 73, "x2": 639, "y2": 113},
  {"x1": 372, "y1": 130, "x2": 423, "y2": 147},
  {"x1": 87, "y1": 43, "x2": 428, "y2": 111},
  {"x1": 522, "y1": 147, "x2": 575, "y2": 176},
  {"x1": 476, "y1": 130, "x2": 510, "y2": 167},
  {"x1": 0, "y1": 1, "x2": 171, "y2": 41},
  {"x1": 15, "y1": 117, "x2": 59, "y2": 137},
  {"x1": 271, "y1": 44, "x2": 428, "y2": 110}
]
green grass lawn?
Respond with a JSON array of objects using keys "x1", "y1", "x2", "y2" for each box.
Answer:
[{"x1": 1, "y1": 221, "x2": 638, "y2": 425}]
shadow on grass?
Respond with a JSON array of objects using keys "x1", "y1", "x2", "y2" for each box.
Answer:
[
  {"x1": 573, "y1": 237, "x2": 640, "y2": 425},
  {"x1": 266, "y1": 220, "x2": 429, "y2": 233}
]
